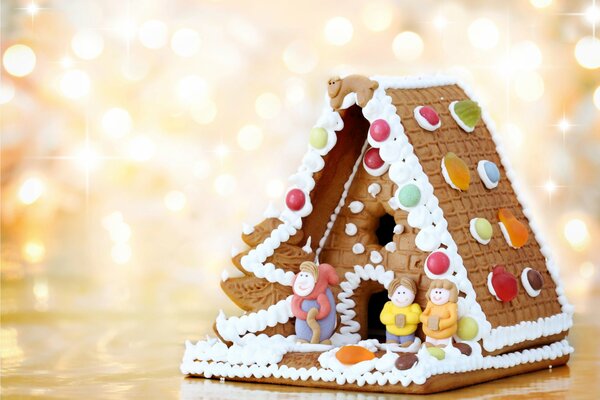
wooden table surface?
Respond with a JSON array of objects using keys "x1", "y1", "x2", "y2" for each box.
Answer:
[{"x1": 1, "y1": 278, "x2": 598, "y2": 399}]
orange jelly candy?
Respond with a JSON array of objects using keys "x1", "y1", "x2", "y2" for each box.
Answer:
[
  {"x1": 498, "y1": 208, "x2": 529, "y2": 248},
  {"x1": 335, "y1": 345, "x2": 376, "y2": 365},
  {"x1": 442, "y1": 152, "x2": 470, "y2": 191}
]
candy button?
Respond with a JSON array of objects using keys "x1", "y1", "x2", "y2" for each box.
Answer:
[
  {"x1": 469, "y1": 218, "x2": 493, "y2": 245},
  {"x1": 521, "y1": 267, "x2": 544, "y2": 297},
  {"x1": 369, "y1": 119, "x2": 390, "y2": 142},
  {"x1": 457, "y1": 317, "x2": 479, "y2": 341},
  {"x1": 449, "y1": 100, "x2": 481, "y2": 133},
  {"x1": 477, "y1": 160, "x2": 500, "y2": 189},
  {"x1": 441, "y1": 152, "x2": 470, "y2": 191},
  {"x1": 414, "y1": 105, "x2": 441, "y2": 131},
  {"x1": 498, "y1": 208, "x2": 529, "y2": 249},
  {"x1": 398, "y1": 184, "x2": 421, "y2": 207},
  {"x1": 285, "y1": 188, "x2": 306, "y2": 211},
  {"x1": 487, "y1": 265, "x2": 518, "y2": 302},
  {"x1": 335, "y1": 345, "x2": 376, "y2": 365},
  {"x1": 425, "y1": 251, "x2": 450, "y2": 275},
  {"x1": 309, "y1": 127, "x2": 328, "y2": 149},
  {"x1": 363, "y1": 147, "x2": 384, "y2": 169}
]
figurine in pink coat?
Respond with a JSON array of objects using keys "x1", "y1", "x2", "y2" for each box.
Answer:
[{"x1": 291, "y1": 262, "x2": 339, "y2": 344}]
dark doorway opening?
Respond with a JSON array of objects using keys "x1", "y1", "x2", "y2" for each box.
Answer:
[
  {"x1": 376, "y1": 213, "x2": 396, "y2": 246},
  {"x1": 367, "y1": 290, "x2": 389, "y2": 341}
]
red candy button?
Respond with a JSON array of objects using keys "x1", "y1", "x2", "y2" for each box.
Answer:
[
  {"x1": 426, "y1": 251, "x2": 450, "y2": 275},
  {"x1": 364, "y1": 147, "x2": 384, "y2": 170},
  {"x1": 490, "y1": 265, "x2": 518, "y2": 302},
  {"x1": 285, "y1": 189, "x2": 306, "y2": 211},
  {"x1": 369, "y1": 119, "x2": 390, "y2": 142},
  {"x1": 419, "y1": 106, "x2": 440, "y2": 126}
]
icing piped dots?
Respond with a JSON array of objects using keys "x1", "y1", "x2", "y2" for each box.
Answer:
[
  {"x1": 348, "y1": 201, "x2": 364, "y2": 214},
  {"x1": 393, "y1": 224, "x2": 404, "y2": 234},
  {"x1": 449, "y1": 100, "x2": 481, "y2": 133},
  {"x1": 521, "y1": 267, "x2": 544, "y2": 297},
  {"x1": 370, "y1": 251, "x2": 383, "y2": 264},
  {"x1": 478, "y1": 160, "x2": 500, "y2": 189},
  {"x1": 363, "y1": 147, "x2": 388, "y2": 176},
  {"x1": 369, "y1": 119, "x2": 390, "y2": 142},
  {"x1": 368, "y1": 183, "x2": 381, "y2": 198},
  {"x1": 345, "y1": 223, "x2": 358, "y2": 236},
  {"x1": 441, "y1": 152, "x2": 470, "y2": 191},
  {"x1": 352, "y1": 243, "x2": 365, "y2": 254},
  {"x1": 414, "y1": 105, "x2": 441, "y2": 131},
  {"x1": 425, "y1": 251, "x2": 450, "y2": 275},
  {"x1": 309, "y1": 127, "x2": 328, "y2": 149},
  {"x1": 498, "y1": 208, "x2": 529, "y2": 249},
  {"x1": 397, "y1": 184, "x2": 421, "y2": 207},
  {"x1": 469, "y1": 218, "x2": 493, "y2": 245},
  {"x1": 487, "y1": 265, "x2": 518, "y2": 302},
  {"x1": 384, "y1": 242, "x2": 397, "y2": 252}
]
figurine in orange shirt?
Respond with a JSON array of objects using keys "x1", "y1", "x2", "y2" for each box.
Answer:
[{"x1": 420, "y1": 279, "x2": 459, "y2": 349}]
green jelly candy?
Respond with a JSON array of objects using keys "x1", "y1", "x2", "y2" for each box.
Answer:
[
  {"x1": 454, "y1": 100, "x2": 481, "y2": 129},
  {"x1": 398, "y1": 184, "x2": 421, "y2": 207},
  {"x1": 427, "y1": 347, "x2": 445, "y2": 360},
  {"x1": 457, "y1": 316, "x2": 479, "y2": 341},
  {"x1": 475, "y1": 218, "x2": 493, "y2": 241},
  {"x1": 309, "y1": 127, "x2": 328, "y2": 149}
]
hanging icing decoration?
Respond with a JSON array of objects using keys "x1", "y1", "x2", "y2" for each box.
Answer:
[
  {"x1": 414, "y1": 105, "x2": 441, "y2": 131},
  {"x1": 425, "y1": 250, "x2": 450, "y2": 275},
  {"x1": 487, "y1": 265, "x2": 518, "y2": 302},
  {"x1": 335, "y1": 345, "x2": 376, "y2": 365},
  {"x1": 449, "y1": 100, "x2": 481, "y2": 133},
  {"x1": 397, "y1": 183, "x2": 421, "y2": 208},
  {"x1": 441, "y1": 152, "x2": 471, "y2": 191},
  {"x1": 368, "y1": 183, "x2": 381, "y2": 197},
  {"x1": 285, "y1": 188, "x2": 306, "y2": 211},
  {"x1": 521, "y1": 267, "x2": 544, "y2": 297},
  {"x1": 498, "y1": 208, "x2": 529, "y2": 249},
  {"x1": 469, "y1": 218, "x2": 493, "y2": 245},
  {"x1": 477, "y1": 160, "x2": 500, "y2": 189},
  {"x1": 309, "y1": 127, "x2": 328, "y2": 149},
  {"x1": 363, "y1": 147, "x2": 389, "y2": 176},
  {"x1": 369, "y1": 119, "x2": 391, "y2": 142}
]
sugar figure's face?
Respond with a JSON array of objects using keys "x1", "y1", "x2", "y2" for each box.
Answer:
[
  {"x1": 293, "y1": 271, "x2": 315, "y2": 297},
  {"x1": 391, "y1": 285, "x2": 415, "y2": 307},
  {"x1": 430, "y1": 287, "x2": 450, "y2": 305}
]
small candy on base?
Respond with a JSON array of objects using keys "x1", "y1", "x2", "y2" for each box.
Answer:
[
  {"x1": 469, "y1": 218, "x2": 493, "y2": 245},
  {"x1": 449, "y1": 100, "x2": 481, "y2": 133},
  {"x1": 521, "y1": 267, "x2": 544, "y2": 297},
  {"x1": 487, "y1": 265, "x2": 518, "y2": 302},
  {"x1": 441, "y1": 152, "x2": 470, "y2": 191},
  {"x1": 498, "y1": 208, "x2": 529, "y2": 249},
  {"x1": 363, "y1": 147, "x2": 388, "y2": 176},
  {"x1": 335, "y1": 345, "x2": 376, "y2": 365},
  {"x1": 477, "y1": 160, "x2": 500, "y2": 189},
  {"x1": 456, "y1": 316, "x2": 479, "y2": 341},
  {"x1": 414, "y1": 105, "x2": 441, "y2": 131}
]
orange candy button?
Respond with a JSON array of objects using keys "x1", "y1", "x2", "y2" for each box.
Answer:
[
  {"x1": 335, "y1": 345, "x2": 376, "y2": 365},
  {"x1": 498, "y1": 208, "x2": 529, "y2": 248},
  {"x1": 442, "y1": 152, "x2": 470, "y2": 191}
]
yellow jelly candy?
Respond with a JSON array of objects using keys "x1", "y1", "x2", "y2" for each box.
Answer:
[
  {"x1": 498, "y1": 208, "x2": 529, "y2": 248},
  {"x1": 335, "y1": 345, "x2": 376, "y2": 365},
  {"x1": 442, "y1": 152, "x2": 471, "y2": 191}
]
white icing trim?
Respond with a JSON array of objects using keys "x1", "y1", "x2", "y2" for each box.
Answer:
[
  {"x1": 487, "y1": 272, "x2": 501, "y2": 302},
  {"x1": 521, "y1": 267, "x2": 542, "y2": 297},
  {"x1": 469, "y1": 218, "x2": 491, "y2": 245},
  {"x1": 498, "y1": 221, "x2": 518, "y2": 249},
  {"x1": 449, "y1": 101, "x2": 475, "y2": 133},
  {"x1": 477, "y1": 160, "x2": 499, "y2": 189},
  {"x1": 181, "y1": 338, "x2": 573, "y2": 388},
  {"x1": 302, "y1": 236, "x2": 312, "y2": 254},
  {"x1": 414, "y1": 106, "x2": 441, "y2": 131}
]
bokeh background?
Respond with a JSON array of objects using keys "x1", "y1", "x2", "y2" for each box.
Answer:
[{"x1": 1, "y1": 0, "x2": 599, "y2": 398}]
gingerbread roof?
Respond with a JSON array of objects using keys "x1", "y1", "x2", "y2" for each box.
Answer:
[{"x1": 216, "y1": 75, "x2": 573, "y2": 355}]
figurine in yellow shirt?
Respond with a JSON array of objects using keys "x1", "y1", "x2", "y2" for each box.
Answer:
[
  {"x1": 420, "y1": 279, "x2": 459, "y2": 349},
  {"x1": 379, "y1": 277, "x2": 421, "y2": 346}
]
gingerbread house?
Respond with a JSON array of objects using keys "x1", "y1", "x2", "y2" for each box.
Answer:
[{"x1": 181, "y1": 75, "x2": 573, "y2": 394}]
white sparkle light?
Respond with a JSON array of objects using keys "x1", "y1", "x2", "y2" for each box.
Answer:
[
  {"x1": 18, "y1": 177, "x2": 45, "y2": 205},
  {"x1": 564, "y1": 218, "x2": 591, "y2": 251},
  {"x1": 584, "y1": 5, "x2": 600, "y2": 25},
  {"x1": 392, "y1": 32, "x2": 424, "y2": 61},
  {"x1": 530, "y1": 0, "x2": 552, "y2": 8},
  {"x1": 60, "y1": 70, "x2": 91, "y2": 99},
  {"x1": 102, "y1": 108, "x2": 132, "y2": 138},
  {"x1": 3, "y1": 44, "x2": 36, "y2": 77},
  {"x1": 138, "y1": 20, "x2": 168, "y2": 49},
  {"x1": 574, "y1": 36, "x2": 600, "y2": 69}
]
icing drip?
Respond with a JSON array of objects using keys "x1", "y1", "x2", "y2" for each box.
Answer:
[
  {"x1": 302, "y1": 236, "x2": 313, "y2": 254},
  {"x1": 348, "y1": 201, "x2": 365, "y2": 214},
  {"x1": 384, "y1": 242, "x2": 397, "y2": 252},
  {"x1": 367, "y1": 183, "x2": 381, "y2": 197},
  {"x1": 263, "y1": 202, "x2": 280, "y2": 219},
  {"x1": 345, "y1": 223, "x2": 358, "y2": 236},
  {"x1": 352, "y1": 243, "x2": 365, "y2": 254},
  {"x1": 393, "y1": 224, "x2": 404, "y2": 234},
  {"x1": 242, "y1": 223, "x2": 254, "y2": 235},
  {"x1": 370, "y1": 251, "x2": 383, "y2": 264}
]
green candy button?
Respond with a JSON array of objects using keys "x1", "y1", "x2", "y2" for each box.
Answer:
[
  {"x1": 309, "y1": 127, "x2": 328, "y2": 149},
  {"x1": 398, "y1": 184, "x2": 421, "y2": 207},
  {"x1": 475, "y1": 218, "x2": 493, "y2": 241},
  {"x1": 457, "y1": 316, "x2": 479, "y2": 341}
]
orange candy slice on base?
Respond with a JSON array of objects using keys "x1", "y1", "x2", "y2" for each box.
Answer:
[
  {"x1": 498, "y1": 208, "x2": 529, "y2": 249},
  {"x1": 441, "y1": 152, "x2": 470, "y2": 191},
  {"x1": 335, "y1": 345, "x2": 376, "y2": 365}
]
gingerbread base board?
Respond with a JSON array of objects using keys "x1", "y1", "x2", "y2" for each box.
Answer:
[{"x1": 183, "y1": 353, "x2": 569, "y2": 394}]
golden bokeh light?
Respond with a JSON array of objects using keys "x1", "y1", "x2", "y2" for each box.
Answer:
[
  {"x1": 237, "y1": 124, "x2": 263, "y2": 151},
  {"x1": 214, "y1": 174, "x2": 236, "y2": 196},
  {"x1": 324, "y1": 17, "x2": 354, "y2": 46},
  {"x1": 563, "y1": 218, "x2": 591, "y2": 251},
  {"x1": 392, "y1": 32, "x2": 424, "y2": 61},
  {"x1": 59, "y1": 69, "x2": 91, "y2": 99},
  {"x1": 361, "y1": 1, "x2": 394, "y2": 32},
  {"x1": 127, "y1": 136, "x2": 156, "y2": 162},
  {"x1": 71, "y1": 30, "x2": 104, "y2": 60},
  {"x1": 468, "y1": 18, "x2": 499, "y2": 50},
  {"x1": 190, "y1": 99, "x2": 218, "y2": 125},
  {"x1": 176, "y1": 75, "x2": 209, "y2": 105},
  {"x1": 22, "y1": 241, "x2": 46, "y2": 264},
  {"x1": 265, "y1": 179, "x2": 284, "y2": 199},
  {"x1": 102, "y1": 107, "x2": 133, "y2": 138},
  {"x1": 171, "y1": 28, "x2": 201, "y2": 57},
  {"x1": 594, "y1": 86, "x2": 600, "y2": 110},
  {"x1": 255, "y1": 93, "x2": 282, "y2": 119},
  {"x1": 282, "y1": 41, "x2": 318, "y2": 74},
  {"x1": 18, "y1": 177, "x2": 45, "y2": 205},
  {"x1": 530, "y1": 0, "x2": 552, "y2": 8},
  {"x1": 0, "y1": 79, "x2": 15, "y2": 104},
  {"x1": 111, "y1": 243, "x2": 132, "y2": 264},
  {"x1": 3, "y1": 44, "x2": 36, "y2": 77},
  {"x1": 514, "y1": 71, "x2": 545, "y2": 102},
  {"x1": 574, "y1": 36, "x2": 600, "y2": 70},
  {"x1": 164, "y1": 190, "x2": 187, "y2": 212},
  {"x1": 138, "y1": 20, "x2": 169, "y2": 49}
]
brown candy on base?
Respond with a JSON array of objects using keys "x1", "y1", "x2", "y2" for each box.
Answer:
[
  {"x1": 395, "y1": 353, "x2": 419, "y2": 370},
  {"x1": 453, "y1": 342, "x2": 473, "y2": 356}
]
